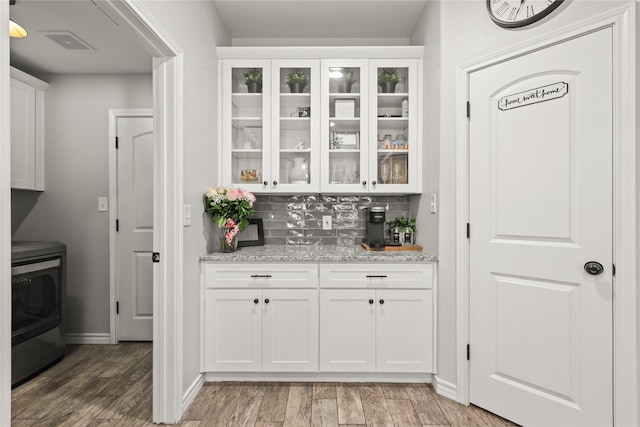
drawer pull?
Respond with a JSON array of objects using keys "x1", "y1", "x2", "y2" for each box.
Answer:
[
  {"x1": 368, "y1": 299, "x2": 374, "y2": 304},
  {"x1": 264, "y1": 298, "x2": 270, "y2": 304},
  {"x1": 253, "y1": 298, "x2": 259, "y2": 304},
  {"x1": 379, "y1": 299, "x2": 385, "y2": 305},
  {"x1": 250, "y1": 274, "x2": 272, "y2": 278},
  {"x1": 366, "y1": 275, "x2": 388, "y2": 278}
]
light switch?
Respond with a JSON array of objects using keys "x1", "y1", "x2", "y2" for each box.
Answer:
[
  {"x1": 184, "y1": 204, "x2": 192, "y2": 227},
  {"x1": 98, "y1": 197, "x2": 108, "y2": 212},
  {"x1": 322, "y1": 215, "x2": 332, "y2": 230},
  {"x1": 430, "y1": 194, "x2": 437, "y2": 214}
]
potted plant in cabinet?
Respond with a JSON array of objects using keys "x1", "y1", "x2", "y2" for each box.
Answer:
[
  {"x1": 378, "y1": 68, "x2": 399, "y2": 93},
  {"x1": 285, "y1": 69, "x2": 309, "y2": 93},
  {"x1": 244, "y1": 69, "x2": 262, "y2": 93}
]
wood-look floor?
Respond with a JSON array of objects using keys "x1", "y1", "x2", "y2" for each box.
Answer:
[{"x1": 12, "y1": 343, "x2": 517, "y2": 426}]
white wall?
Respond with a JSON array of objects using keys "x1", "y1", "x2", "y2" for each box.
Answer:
[
  {"x1": 13, "y1": 74, "x2": 151, "y2": 335},
  {"x1": 139, "y1": 0, "x2": 231, "y2": 394},
  {"x1": 411, "y1": 0, "x2": 634, "y2": 389}
]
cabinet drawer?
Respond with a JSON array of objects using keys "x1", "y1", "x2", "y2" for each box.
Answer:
[
  {"x1": 203, "y1": 263, "x2": 319, "y2": 289},
  {"x1": 319, "y1": 263, "x2": 433, "y2": 289}
]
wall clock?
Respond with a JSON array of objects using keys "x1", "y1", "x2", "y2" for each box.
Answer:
[{"x1": 487, "y1": 0, "x2": 564, "y2": 28}]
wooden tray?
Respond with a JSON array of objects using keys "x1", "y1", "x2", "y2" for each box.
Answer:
[{"x1": 361, "y1": 242, "x2": 423, "y2": 251}]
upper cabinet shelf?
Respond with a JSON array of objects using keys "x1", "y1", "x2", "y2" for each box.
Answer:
[{"x1": 218, "y1": 48, "x2": 422, "y2": 195}]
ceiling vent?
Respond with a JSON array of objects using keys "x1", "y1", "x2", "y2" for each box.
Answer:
[{"x1": 44, "y1": 32, "x2": 94, "y2": 51}]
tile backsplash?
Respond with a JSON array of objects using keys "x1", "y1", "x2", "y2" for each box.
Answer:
[{"x1": 253, "y1": 194, "x2": 412, "y2": 246}]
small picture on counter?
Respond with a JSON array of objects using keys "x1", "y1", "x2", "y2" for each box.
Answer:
[
  {"x1": 331, "y1": 132, "x2": 359, "y2": 150},
  {"x1": 297, "y1": 106, "x2": 311, "y2": 117},
  {"x1": 237, "y1": 219, "x2": 264, "y2": 247}
]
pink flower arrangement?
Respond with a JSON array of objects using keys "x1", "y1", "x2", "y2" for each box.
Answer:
[{"x1": 204, "y1": 186, "x2": 256, "y2": 242}]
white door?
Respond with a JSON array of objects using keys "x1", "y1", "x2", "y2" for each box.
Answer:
[
  {"x1": 376, "y1": 289, "x2": 432, "y2": 373},
  {"x1": 262, "y1": 289, "x2": 319, "y2": 372},
  {"x1": 319, "y1": 289, "x2": 376, "y2": 372},
  {"x1": 117, "y1": 116, "x2": 154, "y2": 341},
  {"x1": 203, "y1": 289, "x2": 262, "y2": 372},
  {"x1": 469, "y1": 29, "x2": 612, "y2": 426}
]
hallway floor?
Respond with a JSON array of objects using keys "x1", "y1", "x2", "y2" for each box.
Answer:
[{"x1": 11, "y1": 343, "x2": 516, "y2": 426}]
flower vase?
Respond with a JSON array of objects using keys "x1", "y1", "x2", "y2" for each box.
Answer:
[
  {"x1": 220, "y1": 227, "x2": 239, "y2": 253},
  {"x1": 288, "y1": 157, "x2": 309, "y2": 184}
]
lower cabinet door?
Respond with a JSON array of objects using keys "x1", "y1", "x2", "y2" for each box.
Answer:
[
  {"x1": 262, "y1": 289, "x2": 319, "y2": 371},
  {"x1": 204, "y1": 289, "x2": 262, "y2": 372},
  {"x1": 320, "y1": 289, "x2": 376, "y2": 372},
  {"x1": 376, "y1": 289, "x2": 433, "y2": 373}
]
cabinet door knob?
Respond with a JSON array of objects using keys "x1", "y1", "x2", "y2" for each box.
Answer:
[
  {"x1": 263, "y1": 180, "x2": 268, "y2": 186},
  {"x1": 372, "y1": 180, "x2": 377, "y2": 185},
  {"x1": 369, "y1": 299, "x2": 374, "y2": 304},
  {"x1": 362, "y1": 181, "x2": 367, "y2": 186},
  {"x1": 272, "y1": 180, "x2": 278, "y2": 186},
  {"x1": 264, "y1": 298, "x2": 270, "y2": 304},
  {"x1": 379, "y1": 299, "x2": 385, "y2": 305},
  {"x1": 253, "y1": 298, "x2": 259, "y2": 304}
]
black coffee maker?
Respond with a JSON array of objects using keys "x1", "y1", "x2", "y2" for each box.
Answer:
[{"x1": 364, "y1": 207, "x2": 386, "y2": 250}]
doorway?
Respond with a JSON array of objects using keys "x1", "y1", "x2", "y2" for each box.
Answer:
[
  {"x1": 110, "y1": 110, "x2": 154, "y2": 342},
  {"x1": 1, "y1": 1, "x2": 184, "y2": 425},
  {"x1": 455, "y1": 6, "x2": 637, "y2": 426}
]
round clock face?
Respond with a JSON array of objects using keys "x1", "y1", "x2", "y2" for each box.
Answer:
[{"x1": 487, "y1": 0, "x2": 564, "y2": 28}]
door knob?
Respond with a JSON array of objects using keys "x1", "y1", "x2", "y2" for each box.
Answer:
[
  {"x1": 368, "y1": 299, "x2": 374, "y2": 304},
  {"x1": 379, "y1": 299, "x2": 385, "y2": 305},
  {"x1": 253, "y1": 298, "x2": 259, "y2": 304},
  {"x1": 584, "y1": 261, "x2": 604, "y2": 276},
  {"x1": 264, "y1": 298, "x2": 270, "y2": 304}
]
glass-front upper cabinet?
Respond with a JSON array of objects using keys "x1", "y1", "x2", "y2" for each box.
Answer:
[
  {"x1": 220, "y1": 60, "x2": 271, "y2": 192},
  {"x1": 271, "y1": 60, "x2": 320, "y2": 193},
  {"x1": 320, "y1": 60, "x2": 369, "y2": 193},
  {"x1": 369, "y1": 59, "x2": 418, "y2": 193}
]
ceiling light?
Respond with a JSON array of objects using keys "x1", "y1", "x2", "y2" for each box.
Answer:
[{"x1": 9, "y1": 19, "x2": 28, "y2": 38}]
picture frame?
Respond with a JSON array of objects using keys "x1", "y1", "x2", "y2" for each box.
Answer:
[
  {"x1": 237, "y1": 219, "x2": 265, "y2": 247},
  {"x1": 334, "y1": 99, "x2": 356, "y2": 118},
  {"x1": 331, "y1": 132, "x2": 360, "y2": 150}
]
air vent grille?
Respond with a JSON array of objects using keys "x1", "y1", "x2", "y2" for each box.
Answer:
[{"x1": 45, "y1": 32, "x2": 93, "y2": 51}]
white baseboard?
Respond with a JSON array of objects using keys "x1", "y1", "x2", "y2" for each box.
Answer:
[
  {"x1": 205, "y1": 372, "x2": 432, "y2": 383},
  {"x1": 183, "y1": 374, "x2": 205, "y2": 412},
  {"x1": 66, "y1": 333, "x2": 111, "y2": 345},
  {"x1": 433, "y1": 375, "x2": 457, "y2": 401}
]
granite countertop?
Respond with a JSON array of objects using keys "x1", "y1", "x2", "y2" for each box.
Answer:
[{"x1": 200, "y1": 245, "x2": 438, "y2": 263}]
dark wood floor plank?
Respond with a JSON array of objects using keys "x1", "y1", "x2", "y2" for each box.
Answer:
[
  {"x1": 381, "y1": 383, "x2": 410, "y2": 399},
  {"x1": 335, "y1": 384, "x2": 365, "y2": 425},
  {"x1": 359, "y1": 383, "x2": 394, "y2": 427},
  {"x1": 254, "y1": 422, "x2": 284, "y2": 427},
  {"x1": 257, "y1": 384, "x2": 290, "y2": 422},
  {"x1": 312, "y1": 382, "x2": 337, "y2": 399},
  {"x1": 386, "y1": 398, "x2": 422, "y2": 427},
  {"x1": 283, "y1": 383, "x2": 313, "y2": 427},
  {"x1": 229, "y1": 395, "x2": 263, "y2": 427},
  {"x1": 311, "y1": 398, "x2": 338, "y2": 427},
  {"x1": 182, "y1": 384, "x2": 220, "y2": 421},
  {"x1": 200, "y1": 384, "x2": 244, "y2": 426},
  {"x1": 404, "y1": 384, "x2": 449, "y2": 425},
  {"x1": 434, "y1": 393, "x2": 490, "y2": 427}
]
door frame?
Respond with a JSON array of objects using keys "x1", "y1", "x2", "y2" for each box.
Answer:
[
  {"x1": 108, "y1": 108, "x2": 153, "y2": 344},
  {"x1": 454, "y1": 4, "x2": 637, "y2": 426},
  {"x1": 0, "y1": 1, "x2": 184, "y2": 425}
]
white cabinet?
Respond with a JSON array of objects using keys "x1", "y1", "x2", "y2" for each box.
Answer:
[
  {"x1": 218, "y1": 47, "x2": 423, "y2": 194},
  {"x1": 220, "y1": 59, "x2": 320, "y2": 193},
  {"x1": 320, "y1": 58, "x2": 420, "y2": 194},
  {"x1": 319, "y1": 263, "x2": 434, "y2": 373},
  {"x1": 10, "y1": 67, "x2": 48, "y2": 191},
  {"x1": 202, "y1": 263, "x2": 319, "y2": 372}
]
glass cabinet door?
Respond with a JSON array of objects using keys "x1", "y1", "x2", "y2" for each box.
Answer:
[
  {"x1": 321, "y1": 60, "x2": 369, "y2": 193},
  {"x1": 369, "y1": 59, "x2": 418, "y2": 193},
  {"x1": 221, "y1": 60, "x2": 271, "y2": 192},
  {"x1": 271, "y1": 60, "x2": 320, "y2": 192}
]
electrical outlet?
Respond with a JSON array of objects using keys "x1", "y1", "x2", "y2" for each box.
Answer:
[
  {"x1": 430, "y1": 194, "x2": 437, "y2": 214},
  {"x1": 322, "y1": 215, "x2": 332, "y2": 230},
  {"x1": 98, "y1": 197, "x2": 108, "y2": 212}
]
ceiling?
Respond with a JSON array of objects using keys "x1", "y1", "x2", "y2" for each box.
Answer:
[
  {"x1": 211, "y1": 1, "x2": 429, "y2": 39},
  {"x1": 9, "y1": 0, "x2": 428, "y2": 75}
]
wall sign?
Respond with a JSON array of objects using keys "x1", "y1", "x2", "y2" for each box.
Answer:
[{"x1": 498, "y1": 82, "x2": 568, "y2": 111}]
